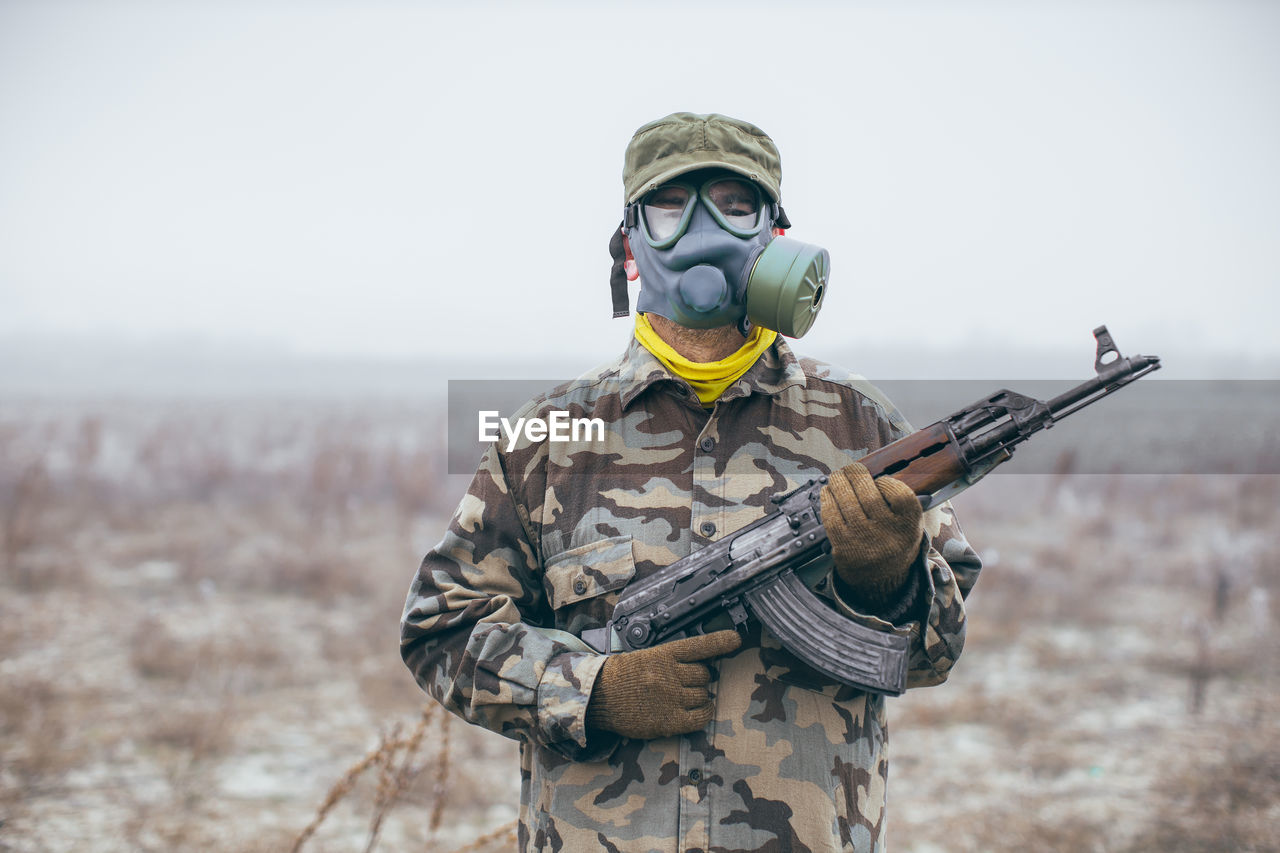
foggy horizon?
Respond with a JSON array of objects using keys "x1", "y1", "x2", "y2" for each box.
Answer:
[
  {"x1": 2, "y1": 0, "x2": 1278, "y2": 375},
  {"x1": 3, "y1": 326, "x2": 1277, "y2": 401}
]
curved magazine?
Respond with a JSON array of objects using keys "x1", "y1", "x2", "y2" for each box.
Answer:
[{"x1": 745, "y1": 569, "x2": 909, "y2": 696}]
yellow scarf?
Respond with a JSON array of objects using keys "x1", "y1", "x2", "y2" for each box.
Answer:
[{"x1": 635, "y1": 313, "x2": 777, "y2": 407}]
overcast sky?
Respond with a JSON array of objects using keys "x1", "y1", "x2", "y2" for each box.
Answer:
[{"x1": 1, "y1": 1, "x2": 1277, "y2": 377}]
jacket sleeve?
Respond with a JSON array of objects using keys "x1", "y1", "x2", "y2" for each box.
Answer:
[
  {"x1": 400, "y1": 444, "x2": 616, "y2": 761},
  {"x1": 828, "y1": 499, "x2": 981, "y2": 689}
]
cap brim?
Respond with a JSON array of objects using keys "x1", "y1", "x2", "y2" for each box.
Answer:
[{"x1": 627, "y1": 157, "x2": 781, "y2": 205}]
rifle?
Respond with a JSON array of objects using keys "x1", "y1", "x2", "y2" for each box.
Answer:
[{"x1": 581, "y1": 326, "x2": 1161, "y2": 696}]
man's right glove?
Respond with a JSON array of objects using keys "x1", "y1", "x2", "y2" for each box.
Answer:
[
  {"x1": 585, "y1": 630, "x2": 742, "y2": 740},
  {"x1": 819, "y1": 461, "x2": 924, "y2": 613}
]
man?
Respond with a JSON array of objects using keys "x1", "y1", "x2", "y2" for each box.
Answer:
[{"x1": 401, "y1": 112, "x2": 981, "y2": 852}]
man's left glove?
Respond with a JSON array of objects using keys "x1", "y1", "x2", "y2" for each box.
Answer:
[{"x1": 819, "y1": 461, "x2": 924, "y2": 612}]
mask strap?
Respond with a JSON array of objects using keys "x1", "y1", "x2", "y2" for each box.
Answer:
[
  {"x1": 608, "y1": 220, "x2": 630, "y2": 318},
  {"x1": 773, "y1": 204, "x2": 792, "y2": 230}
]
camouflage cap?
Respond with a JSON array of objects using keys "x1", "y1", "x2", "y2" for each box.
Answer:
[{"x1": 623, "y1": 112, "x2": 782, "y2": 205}]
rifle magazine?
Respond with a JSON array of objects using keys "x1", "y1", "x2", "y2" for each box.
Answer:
[{"x1": 745, "y1": 570, "x2": 909, "y2": 696}]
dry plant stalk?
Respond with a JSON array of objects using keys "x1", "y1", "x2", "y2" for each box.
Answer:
[
  {"x1": 291, "y1": 704, "x2": 437, "y2": 853},
  {"x1": 446, "y1": 820, "x2": 519, "y2": 853},
  {"x1": 365, "y1": 706, "x2": 435, "y2": 853},
  {"x1": 3, "y1": 460, "x2": 50, "y2": 573},
  {"x1": 429, "y1": 710, "x2": 451, "y2": 832},
  {"x1": 1188, "y1": 620, "x2": 1213, "y2": 715},
  {"x1": 362, "y1": 721, "x2": 404, "y2": 853},
  {"x1": 295, "y1": 703, "x2": 484, "y2": 853}
]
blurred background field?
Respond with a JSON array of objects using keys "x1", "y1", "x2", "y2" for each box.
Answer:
[{"x1": 1, "y1": 392, "x2": 1276, "y2": 852}]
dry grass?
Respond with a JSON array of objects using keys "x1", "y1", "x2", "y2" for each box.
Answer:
[
  {"x1": 1, "y1": 459, "x2": 51, "y2": 573},
  {"x1": 287, "y1": 702, "x2": 516, "y2": 853},
  {"x1": 290, "y1": 706, "x2": 437, "y2": 853},
  {"x1": 1114, "y1": 703, "x2": 1280, "y2": 853},
  {"x1": 0, "y1": 400, "x2": 1275, "y2": 852},
  {"x1": 892, "y1": 473, "x2": 1280, "y2": 852},
  {"x1": 129, "y1": 615, "x2": 210, "y2": 681},
  {"x1": 0, "y1": 675, "x2": 78, "y2": 790}
]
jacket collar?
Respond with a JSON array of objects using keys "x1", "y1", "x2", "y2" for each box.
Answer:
[{"x1": 616, "y1": 332, "x2": 807, "y2": 411}]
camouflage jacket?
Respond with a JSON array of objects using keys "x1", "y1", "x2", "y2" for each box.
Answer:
[{"x1": 401, "y1": 336, "x2": 981, "y2": 853}]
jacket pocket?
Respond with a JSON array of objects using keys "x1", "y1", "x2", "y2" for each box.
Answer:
[{"x1": 543, "y1": 535, "x2": 636, "y2": 636}]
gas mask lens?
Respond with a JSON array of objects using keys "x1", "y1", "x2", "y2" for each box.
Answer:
[
  {"x1": 642, "y1": 185, "x2": 693, "y2": 245},
  {"x1": 704, "y1": 179, "x2": 762, "y2": 235},
  {"x1": 640, "y1": 176, "x2": 766, "y2": 248}
]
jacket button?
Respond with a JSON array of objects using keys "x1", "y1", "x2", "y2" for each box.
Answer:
[
  {"x1": 700, "y1": 521, "x2": 716, "y2": 537},
  {"x1": 699, "y1": 436, "x2": 716, "y2": 452},
  {"x1": 573, "y1": 578, "x2": 587, "y2": 595},
  {"x1": 688, "y1": 768, "x2": 702, "y2": 783}
]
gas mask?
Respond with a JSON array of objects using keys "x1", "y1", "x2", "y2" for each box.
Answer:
[{"x1": 625, "y1": 173, "x2": 830, "y2": 338}]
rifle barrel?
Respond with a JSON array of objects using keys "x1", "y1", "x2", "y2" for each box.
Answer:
[
  {"x1": 1046, "y1": 354, "x2": 1161, "y2": 419},
  {"x1": 967, "y1": 354, "x2": 1161, "y2": 462}
]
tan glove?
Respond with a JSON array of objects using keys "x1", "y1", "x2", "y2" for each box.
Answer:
[
  {"x1": 586, "y1": 630, "x2": 742, "y2": 740},
  {"x1": 820, "y1": 462, "x2": 924, "y2": 612}
]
